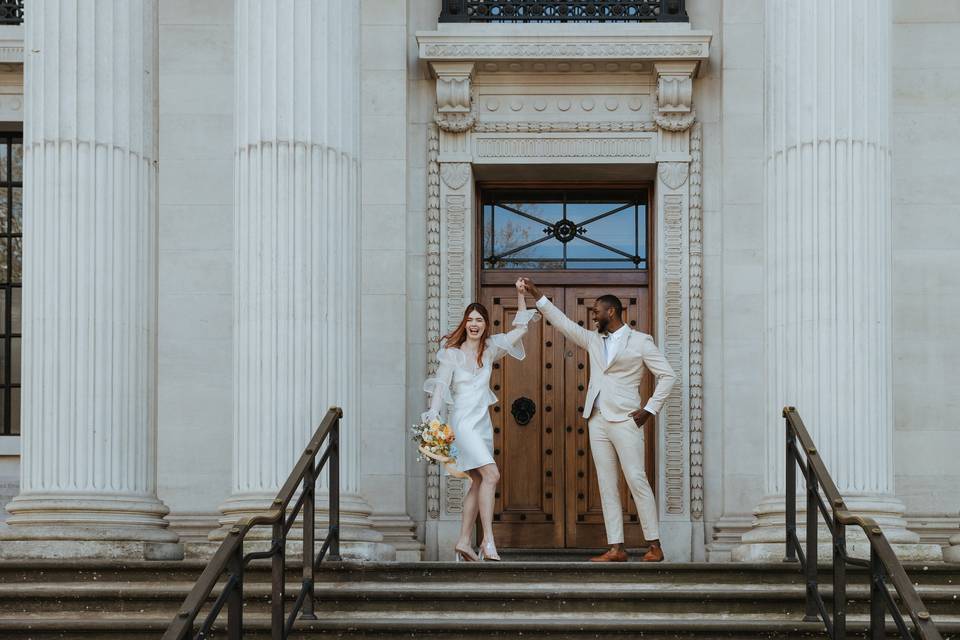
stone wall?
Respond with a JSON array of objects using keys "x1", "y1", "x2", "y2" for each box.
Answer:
[
  {"x1": 891, "y1": 0, "x2": 960, "y2": 538},
  {"x1": 157, "y1": 0, "x2": 234, "y2": 541}
]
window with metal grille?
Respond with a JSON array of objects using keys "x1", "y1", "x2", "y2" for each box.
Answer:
[
  {"x1": 0, "y1": 132, "x2": 21, "y2": 436},
  {"x1": 481, "y1": 189, "x2": 648, "y2": 270}
]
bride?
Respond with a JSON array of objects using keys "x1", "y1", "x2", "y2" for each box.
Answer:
[{"x1": 423, "y1": 279, "x2": 537, "y2": 562}]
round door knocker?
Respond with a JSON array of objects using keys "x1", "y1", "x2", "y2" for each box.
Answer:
[{"x1": 511, "y1": 396, "x2": 536, "y2": 426}]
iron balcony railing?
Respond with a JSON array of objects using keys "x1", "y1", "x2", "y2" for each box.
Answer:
[
  {"x1": 783, "y1": 407, "x2": 942, "y2": 639},
  {"x1": 0, "y1": 0, "x2": 22, "y2": 25},
  {"x1": 163, "y1": 407, "x2": 343, "y2": 640},
  {"x1": 440, "y1": 0, "x2": 687, "y2": 23}
]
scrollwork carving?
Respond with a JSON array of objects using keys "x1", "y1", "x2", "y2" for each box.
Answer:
[
  {"x1": 657, "y1": 75, "x2": 693, "y2": 112},
  {"x1": 436, "y1": 75, "x2": 471, "y2": 113}
]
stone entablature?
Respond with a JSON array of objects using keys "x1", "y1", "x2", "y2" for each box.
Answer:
[
  {"x1": 417, "y1": 25, "x2": 711, "y2": 62},
  {"x1": 417, "y1": 24, "x2": 711, "y2": 560}
]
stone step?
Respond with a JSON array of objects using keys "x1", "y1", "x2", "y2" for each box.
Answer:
[
  {"x1": 0, "y1": 560, "x2": 955, "y2": 638},
  {"x1": 1, "y1": 579, "x2": 957, "y2": 617},
  {"x1": 1, "y1": 560, "x2": 954, "y2": 586},
  {"x1": 316, "y1": 561, "x2": 959, "y2": 587},
  {"x1": 1, "y1": 611, "x2": 959, "y2": 640}
]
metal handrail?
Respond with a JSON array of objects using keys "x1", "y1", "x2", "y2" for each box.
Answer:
[
  {"x1": 162, "y1": 407, "x2": 343, "y2": 640},
  {"x1": 783, "y1": 406, "x2": 942, "y2": 639}
]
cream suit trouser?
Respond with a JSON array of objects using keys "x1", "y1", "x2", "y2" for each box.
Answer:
[{"x1": 588, "y1": 411, "x2": 660, "y2": 544}]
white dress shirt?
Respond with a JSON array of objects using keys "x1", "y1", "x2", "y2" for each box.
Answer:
[{"x1": 601, "y1": 323, "x2": 629, "y2": 366}]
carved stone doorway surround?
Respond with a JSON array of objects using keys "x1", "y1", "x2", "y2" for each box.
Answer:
[{"x1": 417, "y1": 26, "x2": 711, "y2": 561}]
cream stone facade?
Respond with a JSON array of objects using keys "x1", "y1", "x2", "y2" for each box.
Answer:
[{"x1": 0, "y1": 0, "x2": 958, "y2": 564}]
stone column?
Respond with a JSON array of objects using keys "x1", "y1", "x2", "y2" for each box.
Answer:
[
  {"x1": 0, "y1": 0, "x2": 180, "y2": 559},
  {"x1": 214, "y1": 0, "x2": 387, "y2": 559},
  {"x1": 734, "y1": 0, "x2": 938, "y2": 561}
]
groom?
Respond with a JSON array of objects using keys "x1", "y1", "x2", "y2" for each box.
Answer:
[{"x1": 521, "y1": 278, "x2": 676, "y2": 562}]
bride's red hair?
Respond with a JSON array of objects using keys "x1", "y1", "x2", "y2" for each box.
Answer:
[{"x1": 443, "y1": 303, "x2": 490, "y2": 367}]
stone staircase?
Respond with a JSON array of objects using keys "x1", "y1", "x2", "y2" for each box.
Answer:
[{"x1": 0, "y1": 558, "x2": 957, "y2": 639}]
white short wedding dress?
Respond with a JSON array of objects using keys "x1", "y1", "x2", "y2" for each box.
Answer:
[{"x1": 423, "y1": 309, "x2": 538, "y2": 472}]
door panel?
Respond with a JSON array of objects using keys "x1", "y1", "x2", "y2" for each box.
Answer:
[
  {"x1": 562, "y1": 287, "x2": 654, "y2": 548},
  {"x1": 483, "y1": 284, "x2": 654, "y2": 548},
  {"x1": 485, "y1": 287, "x2": 565, "y2": 548}
]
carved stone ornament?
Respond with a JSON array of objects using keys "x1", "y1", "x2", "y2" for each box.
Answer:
[
  {"x1": 658, "y1": 161, "x2": 689, "y2": 190},
  {"x1": 688, "y1": 123, "x2": 704, "y2": 521},
  {"x1": 446, "y1": 476, "x2": 466, "y2": 514},
  {"x1": 654, "y1": 62, "x2": 697, "y2": 132},
  {"x1": 657, "y1": 75, "x2": 693, "y2": 112},
  {"x1": 655, "y1": 109, "x2": 696, "y2": 132},
  {"x1": 421, "y1": 42, "x2": 708, "y2": 60},
  {"x1": 440, "y1": 162, "x2": 471, "y2": 190},
  {"x1": 431, "y1": 61, "x2": 476, "y2": 133},
  {"x1": 436, "y1": 75, "x2": 471, "y2": 113},
  {"x1": 474, "y1": 120, "x2": 656, "y2": 133},
  {"x1": 434, "y1": 110, "x2": 477, "y2": 133}
]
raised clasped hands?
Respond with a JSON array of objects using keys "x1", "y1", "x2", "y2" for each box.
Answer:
[{"x1": 519, "y1": 277, "x2": 541, "y2": 300}]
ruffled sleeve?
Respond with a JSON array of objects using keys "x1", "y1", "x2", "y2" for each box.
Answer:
[
  {"x1": 487, "y1": 309, "x2": 540, "y2": 362},
  {"x1": 421, "y1": 348, "x2": 465, "y2": 422}
]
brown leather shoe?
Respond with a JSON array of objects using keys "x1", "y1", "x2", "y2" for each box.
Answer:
[
  {"x1": 589, "y1": 548, "x2": 628, "y2": 562},
  {"x1": 641, "y1": 544, "x2": 664, "y2": 562}
]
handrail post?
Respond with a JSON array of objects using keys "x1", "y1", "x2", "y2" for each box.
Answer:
[
  {"x1": 870, "y1": 546, "x2": 886, "y2": 640},
  {"x1": 300, "y1": 453, "x2": 317, "y2": 620},
  {"x1": 329, "y1": 417, "x2": 341, "y2": 561},
  {"x1": 272, "y1": 521, "x2": 286, "y2": 640},
  {"x1": 226, "y1": 543, "x2": 244, "y2": 640},
  {"x1": 784, "y1": 413, "x2": 797, "y2": 562},
  {"x1": 804, "y1": 459, "x2": 819, "y2": 622},
  {"x1": 833, "y1": 521, "x2": 846, "y2": 640}
]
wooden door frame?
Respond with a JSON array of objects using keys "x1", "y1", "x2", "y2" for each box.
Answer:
[{"x1": 474, "y1": 180, "x2": 659, "y2": 548}]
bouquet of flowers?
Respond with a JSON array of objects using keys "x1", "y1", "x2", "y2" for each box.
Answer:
[{"x1": 410, "y1": 418, "x2": 467, "y2": 478}]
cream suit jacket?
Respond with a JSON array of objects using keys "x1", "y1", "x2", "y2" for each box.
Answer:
[{"x1": 536, "y1": 297, "x2": 677, "y2": 422}]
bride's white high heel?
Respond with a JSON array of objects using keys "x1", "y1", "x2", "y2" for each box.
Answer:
[
  {"x1": 454, "y1": 544, "x2": 479, "y2": 562},
  {"x1": 478, "y1": 541, "x2": 501, "y2": 562}
]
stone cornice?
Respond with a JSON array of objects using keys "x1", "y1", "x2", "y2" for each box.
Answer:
[
  {"x1": 0, "y1": 25, "x2": 24, "y2": 64},
  {"x1": 417, "y1": 27, "x2": 711, "y2": 69}
]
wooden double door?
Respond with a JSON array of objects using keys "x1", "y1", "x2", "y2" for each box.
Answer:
[{"x1": 481, "y1": 284, "x2": 656, "y2": 548}]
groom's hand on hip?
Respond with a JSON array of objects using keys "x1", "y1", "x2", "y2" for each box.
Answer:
[{"x1": 630, "y1": 409, "x2": 655, "y2": 428}]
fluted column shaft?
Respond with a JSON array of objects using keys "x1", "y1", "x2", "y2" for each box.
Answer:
[
  {"x1": 764, "y1": 0, "x2": 892, "y2": 495},
  {"x1": 219, "y1": 0, "x2": 370, "y2": 544},
  {"x1": 734, "y1": 0, "x2": 940, "y2": 560},
  {"x1": 0, "y1": 0, "x2": 177, "y2": 555}
]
